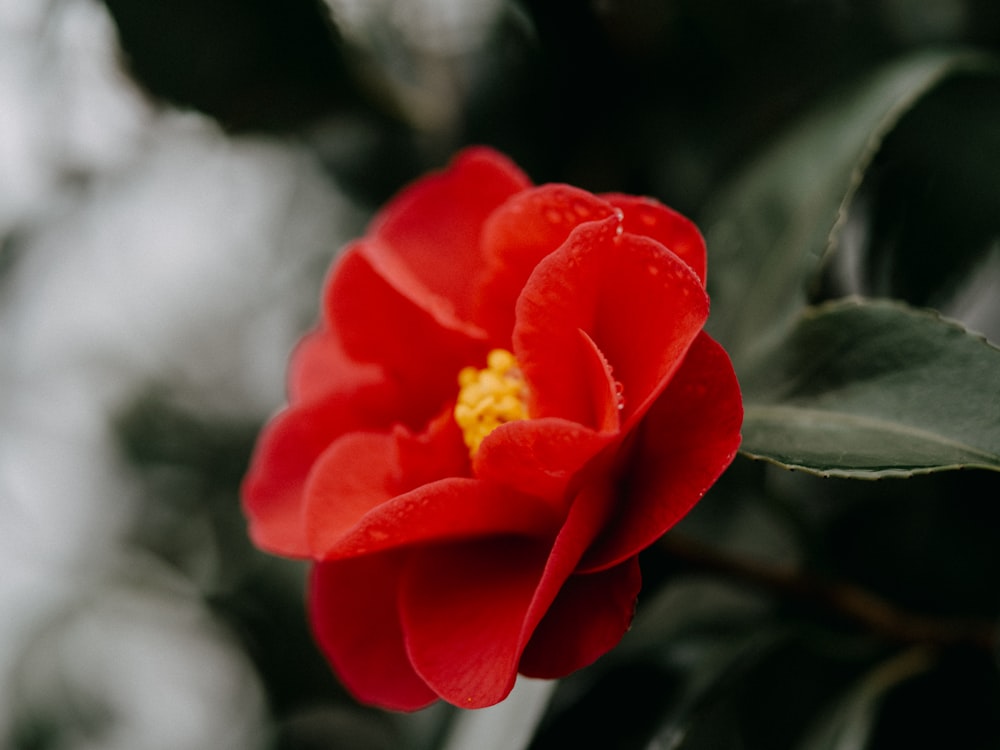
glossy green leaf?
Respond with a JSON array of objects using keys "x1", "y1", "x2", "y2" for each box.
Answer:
[
  {"x1": 739, "y1": 298, "x2": 1000, "y2": 477},
  {"x1": 702, "y1": 50, "x2": 995, "y2": 367},
  {"x1": 815, "y1": 72, "x2": 1000, "y2": 344}
]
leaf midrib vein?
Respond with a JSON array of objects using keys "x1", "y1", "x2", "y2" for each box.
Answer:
[{"x1": 744, "y1": 403, "x2": 1000, "y2": 463}]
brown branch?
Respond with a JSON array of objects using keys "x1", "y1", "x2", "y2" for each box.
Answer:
[{"x1": 658, "y1": 533, "x2": 998, "y2": 652}]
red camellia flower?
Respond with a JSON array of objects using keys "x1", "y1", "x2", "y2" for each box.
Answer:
[{"x1": 242, "y1": 147, "x2": 742, "y2": 710}]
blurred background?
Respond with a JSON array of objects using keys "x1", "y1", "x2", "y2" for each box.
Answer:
[{"x1": 2, "y1": 1, "x2": 1000, "y2": 748}]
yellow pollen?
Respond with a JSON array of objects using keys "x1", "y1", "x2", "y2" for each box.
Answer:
[{"x1": 454, "y1": 348, "x2": 528, "y2": 456}]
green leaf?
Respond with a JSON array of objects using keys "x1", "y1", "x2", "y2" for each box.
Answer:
[
  {"x1": 815, "y1": 72, "x2": 1000, "y2": 343},
  {"x1": 702, "y1": 50, "x2": 995, "y2": 367},
  {"x1": 739, "y1": 298, "x2": 1000, "y2": 477}
]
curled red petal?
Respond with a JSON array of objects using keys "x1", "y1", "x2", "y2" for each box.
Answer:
[
  {"x1": 303, "y1": 403, "x2": 563, "y2": 558},
  {"x1": 577, "y1": 328, "x2": 625, "y2": 433},
  {"x1": 324, "y1": 247, "x2": 486, "y2": 425},
  {"x1": 475, "y1": 185, "x2": 618, "y2": 341},
  {"x1": 582, "y1": 332, "x2": 743, "y2": 572},
  {"x1": 310, "y1": 555, "x2": 438, "y2": 711},
  {"x1": 241, "y1": 381, "x2": 399, "y2": 557},
  {"x1": 515, "y1": 217, "x2": 709, "y2": 430},
  {"x1": 603, "y1": 193, "x2": 707, "y2": 285},
  {"x1": 303, "y1": 431, "x2": 399, "y2": 557},
  {"x1": 400, "y1": 537, "x2": 550, "y2": 708},
  {"x1": 304, "y1": 407, "x2": 471, "y2": 558},
  {"x1": 363, "y1": 147, "x2": 531, "y2": 332},
  {"x1": 510, "y1": 217, "x2": 617, "y2": 427},
  {"x1": 518, "y1": 556, "x2": 641, "y2": 679},
  {"x1": 517, "y1": 466, "x2": 621, "y2": 639},
  {"x1": 311, "y1": 475, "x2": 559, "y2": 561},
  {"x1": 399, "y1": 467, "x2": 619, "y2": 708},
  {"x1": 473, "y1": 416, "x2": 617, "y2": 506}
]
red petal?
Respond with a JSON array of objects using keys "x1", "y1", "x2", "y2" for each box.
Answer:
[
  {"x1": 399, "y1": 469, "x2": 618, "y2": 707},
  {"x1": 475, "y1": 185, "x2": 617, "y2": 341},
  {"x1": 363, "y1": 147, "x2": 531, "y2": 332},
  {"x1": 515, "y1": 217, "x2": 709, "y2": 430},
  {"x1": 603, "y1": 193, "x2": 707, "y2": 285},
  {"x1": 310, "y1": 473, "x2": 559, "y2": 560},
  {"x1": 303, "y1": 405, "x2": 470, "y2": 554},
  {"x1": 393, "y1": 405, "x2": 472, "y2": 487},
  {"x1": 304, "y1": 406, "x2": 557, "y2": 557},
  {"x1": 325, "y1": 247, "x2": 486, "y2": 425},
  {"x1": 399, "y1": 538, "x2": 550, "y2": 708},
  {"x1": 582, "y1": 332, "x2": 743, "y2": 572},
  {"x1": 473, "y1": 416, "x2": 617, "y2": 505},
  {"x1": 287, "y1": 324, "x2": 385, "y2": 404},
  {"x1": 577, "y1": 328, "x2": 625, "y2": 433},
  {"x1": 303, "y1": 431, "x2": 399, "y2": 557},
  {"x1": 519, "y1": 556, "x2": 641, "y2": 678},
  {"x1": 241, "y1": 382, "x2": 399, "y2": 557},
  {"x1": 310, "y1": 555, "x2": 438, "y2": 711},
  {"x1": 517, "y1": 466, "x2": 621, "y2": 636}
]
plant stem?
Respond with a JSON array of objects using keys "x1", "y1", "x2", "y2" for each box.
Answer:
[{"x1": 658, "y1": 533, "x2": 998, "y2": 652}]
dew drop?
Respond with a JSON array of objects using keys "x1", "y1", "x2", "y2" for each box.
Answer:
[{"x1": 615, "y1": 381, "x2": 625, "y2": 410}]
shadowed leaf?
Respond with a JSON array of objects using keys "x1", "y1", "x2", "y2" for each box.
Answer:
[{"x1": 739, "y1": 299, "x2": 1000, "y2": 477}]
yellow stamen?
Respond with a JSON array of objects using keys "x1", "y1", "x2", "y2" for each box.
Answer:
[{"x1": 454, "y1": 348, "x2": 528, "y2": 456}]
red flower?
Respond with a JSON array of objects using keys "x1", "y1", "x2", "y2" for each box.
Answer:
[{"x1": 242, "y1": 148, "x2": 742, "y2": 710}]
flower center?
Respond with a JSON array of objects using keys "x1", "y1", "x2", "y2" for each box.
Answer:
[{"x1": 454, "y1": 349, "x2": 528, "y2": 456}]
